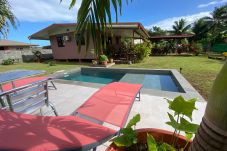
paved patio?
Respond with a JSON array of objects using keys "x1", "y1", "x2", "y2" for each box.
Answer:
[{"x1": 47, "y1": 82, "x2": 207, "y2": 150}]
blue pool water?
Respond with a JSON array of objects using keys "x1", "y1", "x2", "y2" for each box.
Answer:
[
  {"x1": 62, "y1": 72, "x2": 125, "y2": 84},
  {"x1": 60, "y1": 71, "x2": 182, "y2": 92}
]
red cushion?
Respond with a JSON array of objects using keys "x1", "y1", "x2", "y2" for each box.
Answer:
[
  {"x1": 1, "y1": 77, "x2": 49, "y2": 92},
  {"x1": 76, "y1": 82, "x2": 142, "y2": 127},
  {"x1": 0, "y1": 110, "x2": 116, "y2": 151}
]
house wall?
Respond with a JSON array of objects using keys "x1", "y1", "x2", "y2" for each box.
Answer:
[
  {"x1": 50, "y1": 32, "x2": 95, "y2": 60},
  {"x1": 0, "y1": 46, "x2": 31, "y2": 50}
]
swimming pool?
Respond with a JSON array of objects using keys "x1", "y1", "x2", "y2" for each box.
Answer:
[{"x1": 59, "y1": 68, "x2": 184, "y2": 93}]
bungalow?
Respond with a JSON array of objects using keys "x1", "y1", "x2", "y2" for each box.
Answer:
[
  {"x1": 29, "y1": 22, "x2": 149, "y2": 60},
  {"x1": 0, "y1": 40, "x2": 37, "y2": 50}
]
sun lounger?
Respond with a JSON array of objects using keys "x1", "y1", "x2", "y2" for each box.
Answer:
[
  {"x1": 0, "y1": 76, "x2": 56, "y2": 92},
  {"x1": 0, "y1": 82, "x2": 142, "y2": 150},
  {"x1": 0, "y1": 78, "x2": 58, "y2": 116}
]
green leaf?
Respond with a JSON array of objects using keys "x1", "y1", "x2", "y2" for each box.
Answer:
[
  {"x1": 158, "y1": 143, "x2": 176, "y2": 151},
  {"x1": 185, "y1": 132, "x2": 193, "y2": 141},
  {"x1": 126, "y1": 114, "x2": 140, "y2": 128},
  {"x1": 178, "y1": 117, "x2": 199, "y2": 133},
  {"x1": 168, "y1": 96, "x2": 197, "y2": 120},
  {"x1": 166, "y1": 112, "x2": 180, "y2": 130},
  {"x1": 113, "y1": 135, "x2": 132, "y2": 147},
  {"x1": 147, "y1": 133, "x2": 158, "y2": 151}
]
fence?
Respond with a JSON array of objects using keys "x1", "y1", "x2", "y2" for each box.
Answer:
[{"x1": 0, "y1": 49, "x2": 53, "y2": 63}]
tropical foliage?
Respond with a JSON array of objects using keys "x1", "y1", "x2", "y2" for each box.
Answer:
[
  {"x1": 62, "y1": 0, "x2": 131, "y2": 56},
  {"x1": 172, "y1": 19, "x2": 192, "y2": 35},
  {"x1": 0, "y1": 0, "x2": 17, "y2": 38}
]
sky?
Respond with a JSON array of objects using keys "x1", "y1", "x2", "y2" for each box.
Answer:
[{"x1": 5, "y1": 0, "x2": 227, "y2": 46}]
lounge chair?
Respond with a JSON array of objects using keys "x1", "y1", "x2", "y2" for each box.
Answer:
[
  {"x1": 0, "y1": 78, "x2": 58, "y2": 116},
  {"x1": 0, "y1": 76, "x2": 56, "y2": 92},
  {"x1": 0, "y1": 82, "x2": 142, "y2": 150}
]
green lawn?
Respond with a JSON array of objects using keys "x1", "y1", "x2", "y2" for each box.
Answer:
[
  {"x1": 0, "y1": 56, "x2": 224, "y2": 100},
  {"x1": 0, "y1": 62, "x2": 90, "y2": 75},
  {"x1": 114, "y1": 56, "x2": 224, "y2": 100}
]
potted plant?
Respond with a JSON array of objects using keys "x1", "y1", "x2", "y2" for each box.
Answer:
[
  {"x1": 99, "y1": 54, "x2": 108, "y2": 65},
  {"x1": 107, "y1": 96, "x2": 199, "y2": 151}
]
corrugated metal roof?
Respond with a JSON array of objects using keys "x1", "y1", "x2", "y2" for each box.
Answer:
[{"x1": 0, "y1": 40, "x2": 38, "y2": 47}]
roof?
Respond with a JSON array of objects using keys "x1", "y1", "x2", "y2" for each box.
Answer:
[
  {"x1": 0, "y1": 40, "x2": 38, "y2": 47},
  {"x1": 149, "y1": 34, "x2": 194, "y2": 40},
  {"x1": 29, "y1": 22, "x2": 149, "y2": 40}
]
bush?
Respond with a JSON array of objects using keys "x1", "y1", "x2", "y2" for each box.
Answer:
[
  {"x1": 133, "y1": 42, "x2": 152, "y2": 62},
  {"x1": 191, "y1": 43, "x2": 203, "y2": 56},
  {"x1": 48, "y1": 61, "x2": 56, "y2": 66},
  {"x1": 1, "y1": 58, "x2": 14, "y2": 65},
  {"x1": 99, "y1": 54, "x2": 108, "y2": 62}
]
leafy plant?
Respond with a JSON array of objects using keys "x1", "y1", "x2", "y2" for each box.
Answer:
[
  {"x1": 133, "y1": 42, "x2": 152, "y2": 62},
  {"x1": 1, "y1": 58, "x2": 14, "y2": 65},
  {"x1": 99, "y1": 54, "x2": 108, "y2": 62},
  {"x1": 32, "y1": 50, "x2": 42, "y2": 63},
  {"x1": 112, "y1": 96, "x2": 199, "y2": 151},
  {"x1": 113, "y1": 114, "x2": 140, "y2": 147}
]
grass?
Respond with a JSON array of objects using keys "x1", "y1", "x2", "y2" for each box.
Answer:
[
  {"x1": 114, "y1": 56, "x2": 224, "y2": 100},
  {"x1": 0, "y1": 61, "x2": 90, "y2": 75},
  {"x1": 0, "y1": 56, "x2": 224, "y2": 100}
]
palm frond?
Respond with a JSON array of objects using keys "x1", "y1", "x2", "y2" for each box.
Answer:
[
  {"x1": 62, "y1": 0, "x2": 131, "y2": 57},
  {"x1": 0, "y1": 0, "x2": 18, "y2": 38}
]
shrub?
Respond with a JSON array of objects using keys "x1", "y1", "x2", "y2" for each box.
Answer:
[
  {"x1": 32, "y1": 50, "x2": 42, "y2": 62},
  {"x1": 48, "y1": 61, "x2": 56, "y2": 66},
  {"x1": 1, "y1": 58, "x2": 14, "y2": 65},
  {"x1": 99, "y1": 54, "x2": 108, "y2": 62},
  {"x1": 191, "y1": 43, "x2": 203, "y2": 56},
  {"x1": 133, "y1": 42, "x2": 152, "y2": 62}
]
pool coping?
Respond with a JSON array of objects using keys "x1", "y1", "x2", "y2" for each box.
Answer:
[{"x1": 51, "y1": 67, "x2": 206, "y2": 102}]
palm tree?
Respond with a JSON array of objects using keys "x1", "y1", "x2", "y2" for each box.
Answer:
[
  {"x1": 192, "y1": 18, "x2": 210, "y2": 41},
  {"x1": 201, "y1": 4, "x2": 227, "y2": 35},
  {"x1": 0, "y1": 0, "x2": 17, "y2": 38},
  {"x1": 172, "y1": 18, "x2": 192, "y2": 35},
  {"x1": 62, "y1": 0, "x2": 130, "y2": 57}
]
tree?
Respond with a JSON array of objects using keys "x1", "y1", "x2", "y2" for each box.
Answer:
[
  {"x1": 62, "y1": 0, "x2": 130, "y2": 57},
  {"x1": 0, "y1": 0, "x2": 17, "y2": 38},
  {"x1": 192, "y1": 18, "x2": 210, "y2": 41},
  {"x1": 172, "y1": 19, "x2": 192, "y2": 35},
  {"x1": 148, "y1": 26, "x2": 167, "y2": 36},
  {"x1": 201, "y1": 4, "x2": 227, "y2": 36}
]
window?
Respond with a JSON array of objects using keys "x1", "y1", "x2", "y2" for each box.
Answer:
[
  {"x1": 75, "y1": 34, "x2": 85, "y2": 45},
  {"x1": 107, "y1": 36, "x2": 112, "y2": 45},
  {"x1": 56, "y1": 36, "x2": 65, "y2": 47}
]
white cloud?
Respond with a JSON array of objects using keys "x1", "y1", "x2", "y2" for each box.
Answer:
[
  {"x1": 198, "y1": 0, "x2": 227, "y2": 8},
  {"x1": 145, "y1": 12, "x2": 211, "y2": 30},
  {"x1": 9, "y1": 0, "x2": 81, "y2": 22}
]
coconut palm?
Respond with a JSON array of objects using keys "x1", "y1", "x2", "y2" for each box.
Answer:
[
  {"x1": 192, "y1": 18, "x2": 210, "y2": 41},
  {"x1": 201, "y1": 4, "x2": 227, "y2": 35},
  {"x1": 0, "y1": 0, "x2": 17, "y2": 38},
  {"x1": 172, "y1": 18, "x2": 192, "y2": 35},
  {"x1": 62, "y1": 0, "x2": 130, "y2": 56}
]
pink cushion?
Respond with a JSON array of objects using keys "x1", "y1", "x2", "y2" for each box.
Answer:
[
  {"x1": 0, "y1": 110, "x2": 116, "y2": 151},
  {"x1": 76, "y1": 82, "x2": 142, "y2": 127},
  {"x1": 1, "y1": 77, "x2": 49, "y2": 92}
]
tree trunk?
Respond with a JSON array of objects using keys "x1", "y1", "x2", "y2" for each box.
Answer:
[{"x1": 190, "y1": 62, "x2": 227, "y2": 151}]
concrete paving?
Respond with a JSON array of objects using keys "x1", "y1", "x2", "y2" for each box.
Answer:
[{"x1": 47, "y1": 82, "x2": 207, "y2": 151}]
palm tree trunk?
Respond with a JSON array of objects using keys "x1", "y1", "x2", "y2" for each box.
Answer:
[{"x1": 190, "y1": 62, "x2": 227, "y2": 150}]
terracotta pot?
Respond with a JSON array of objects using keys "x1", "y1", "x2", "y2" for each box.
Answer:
[
  {"x1": 102, "y1": 61, "x2": 108, "y2": 65},
  {"x1": 109, "y1": 58, "x2": 114, "y2": 63},
  {"x1": 106, "y1": 128, "x2": 191, "y2": 151}
]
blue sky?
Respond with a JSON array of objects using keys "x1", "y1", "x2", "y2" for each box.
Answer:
[{"x1": 6, "y1": 0, "x2": 227, "y2": 46}]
